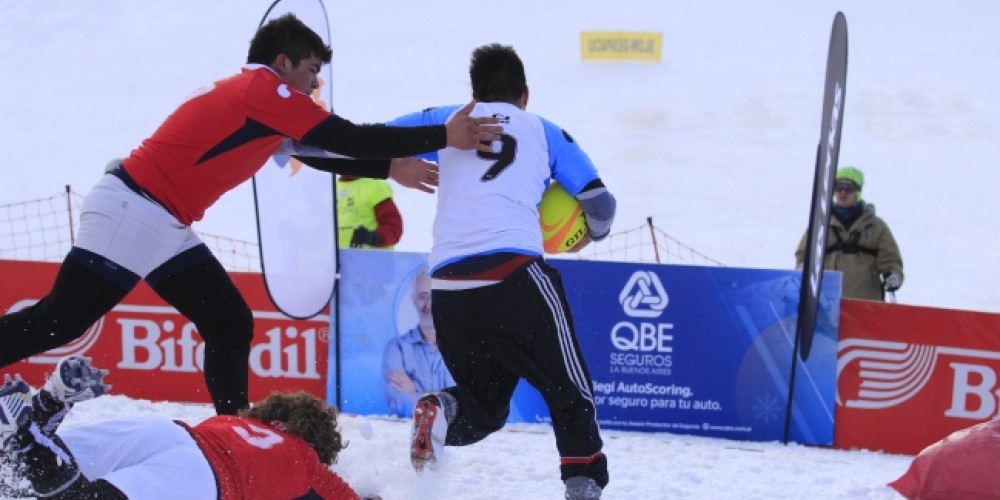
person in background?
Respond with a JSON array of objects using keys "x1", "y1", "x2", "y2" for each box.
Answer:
[
  {"x1": 387, "y1": 44, "x2": 616, "y2": 500},
  {"x1": 0, "y1": 13, "x2": 499, "y2": 416},
  {"x1": 796, "y1": 166, "x2": 904, "y2": 301},
  {"x1": 0, "y1": 356, "x2": 380, "y2": 500},
  {"x1": 337, "y1": 175, "x2": 403, "y2": 249},
  {"x1": 382, "y1": 269, "x2": 455, "y2": 417}
]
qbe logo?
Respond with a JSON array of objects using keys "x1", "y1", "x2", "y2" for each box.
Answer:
[
  {"x1": 619, "y1": 271, "x2": 668, "y2": 318},
  {"x1": 611, "y1": 271, "x2": 673, "y2": 355}
]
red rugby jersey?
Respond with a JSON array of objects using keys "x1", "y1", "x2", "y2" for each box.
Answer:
[
  {"x1": 180, "y1": 415, "x2": 360, "y2": 500},
  {"x1": 122, "y1": 65, "x2": 332, "y2": 225}
]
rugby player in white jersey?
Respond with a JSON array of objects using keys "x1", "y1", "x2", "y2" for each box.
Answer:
[{"x1": 386, "y1": 43, "x2": 616, "y2": 500}]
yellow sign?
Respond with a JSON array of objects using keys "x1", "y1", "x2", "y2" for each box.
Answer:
[{"x1": 581, "y1": 31, "x2": 662, "y2": 62}]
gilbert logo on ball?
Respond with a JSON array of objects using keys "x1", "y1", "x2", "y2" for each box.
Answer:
[{"x1": 539, "y1": 182, "x2": 587, "y2": 253}]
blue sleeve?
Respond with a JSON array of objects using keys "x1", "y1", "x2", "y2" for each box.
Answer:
[
  {"x1": 382, "y1": 338, "x2": 415, "y2": 417},
  {"x1": 386, "y1": 105, "x2": 464, "y2": 163},
  {"x1": 540, "y1": 117, "x2": 600, "y2": 196}
]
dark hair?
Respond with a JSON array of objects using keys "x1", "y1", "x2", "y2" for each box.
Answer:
[
  {"x1": 247, "y1": 13, "x2": 332, "y2": 66},
  {"x1": 239, "y1": 391, "x2": 346, "y2": 465},
  {"x1": 470, "y1": 43, "x2": 527, "y2": 103}
]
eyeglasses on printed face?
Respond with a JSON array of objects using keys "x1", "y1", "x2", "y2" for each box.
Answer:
[{"x1": 834, "y1": 182, "x2": 857, "y2": 194}]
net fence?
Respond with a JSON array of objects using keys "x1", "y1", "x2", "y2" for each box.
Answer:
[{"x1": 0, "y1": 189, "x2": 721, "y2": 271}]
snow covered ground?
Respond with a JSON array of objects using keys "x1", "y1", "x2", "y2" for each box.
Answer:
[
  {"x1": 2, "y1": 0, "x2": 996, "y2": 497},
  {"x1": 40, "y1": 395, "x2": 910, "y2": 500}
]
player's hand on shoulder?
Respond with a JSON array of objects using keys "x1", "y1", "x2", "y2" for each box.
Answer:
[{"x1": 445, "y1": 100, "x2": 502, "y2": 152}]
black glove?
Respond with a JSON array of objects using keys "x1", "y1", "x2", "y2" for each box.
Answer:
[
  {"x1": 883, "y1": 273, "x2": 902, "y2": 292},
  {"x1": 350, "y1": 226, "x2": 380, "y2": 248}
]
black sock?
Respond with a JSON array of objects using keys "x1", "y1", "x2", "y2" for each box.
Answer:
[
  {"x1": 12, "y1": 423, "x2": 80, "y2": 497},
  {"x1": 32, "y1": 390, "x2": 70, "y2": 435}
]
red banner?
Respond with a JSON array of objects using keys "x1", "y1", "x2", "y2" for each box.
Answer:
[
  {"x1": 0, "y1": 259, "x2": 328, "y2": 405},
  {"x1": 835, "y1": 298, "x2": 1000, "y2": 455}
]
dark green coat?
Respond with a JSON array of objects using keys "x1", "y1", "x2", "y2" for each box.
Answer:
[{"x1": 795, "y1": 203, "x2": 904, "y2": 301}]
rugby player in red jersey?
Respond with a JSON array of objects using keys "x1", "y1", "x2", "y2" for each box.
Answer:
[
  {"x1": 0, "y1": 13, "x2": 500, "y2": 416},
  {"x1": 1, "y1": 356, "x2": 381, "y2": 499}
]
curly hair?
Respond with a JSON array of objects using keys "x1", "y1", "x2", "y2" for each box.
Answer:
[{"x1": 239, "y1": 391, "x2": 346, "y2": 465}]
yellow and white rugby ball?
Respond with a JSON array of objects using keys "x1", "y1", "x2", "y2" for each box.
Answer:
[{"x1": 539, "y1": 182, "x2": 587, "y2": 254}]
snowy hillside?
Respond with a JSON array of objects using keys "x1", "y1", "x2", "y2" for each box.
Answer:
[{"x1": 2, "y1": 1, "x2": 999, "y2": 313}]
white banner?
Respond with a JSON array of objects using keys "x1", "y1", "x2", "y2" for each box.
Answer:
[{"x1": 253, "y1": 0, "x2": 336, "y2": 319}]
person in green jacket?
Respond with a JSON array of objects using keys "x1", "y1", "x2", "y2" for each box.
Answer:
[
  {"x1": 336, "y1": 175, "x2": 403, "y2": 249},
  {"x1": 796, "y1": 166, "x2": 904, "y2": 301}
]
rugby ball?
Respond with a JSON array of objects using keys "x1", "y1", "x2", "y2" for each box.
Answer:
[{"x1": 539, "y1": 182, "x2": 587, "y2": 254}]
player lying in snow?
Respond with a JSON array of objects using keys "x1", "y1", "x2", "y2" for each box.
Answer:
[{"x1": 0, "y1": 356, "x2": 379, "y2": 500}]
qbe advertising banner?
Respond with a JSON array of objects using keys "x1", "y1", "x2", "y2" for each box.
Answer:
[
  {"x1": 555, "y1": 260, "x2": 839, "y2": 445},
  {"x1": 332, "y1": 250, "x2": 840, "y2": 445}
]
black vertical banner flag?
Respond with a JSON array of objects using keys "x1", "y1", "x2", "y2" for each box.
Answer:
[
  {"x1": 252, "y1": 0, "x2": 338, "y2": 320},
  {"x1": 796, "y1": 12, "x2": 848, "y2": 362},
  {"x1": 785, "y1": 12, "x2": 847, "y2": 445}
]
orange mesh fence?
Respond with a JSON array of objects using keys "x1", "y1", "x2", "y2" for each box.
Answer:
[
  {"x1": 0, "y1": 189, "x2": 79, "y2": 263},
  {"x1": 0, "y1": 189, "x2": 720, "y2": 271},
  {"x1": 0, "y1": 189, "x2": 261, "y2": 272},
  {"x1": 571, "y1": 223, "x2": 724, "y2": 266}
]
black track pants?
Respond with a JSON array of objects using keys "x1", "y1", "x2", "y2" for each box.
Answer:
[
  {"x1": 432, "y1": 259, "x2": 608, "y2": 487},
  {"x1": 0, "y1": 255, "x2": 131, "y2": 367},
  {"x1": 151, "y1": 255, "x2": 253, "y2": 415}
]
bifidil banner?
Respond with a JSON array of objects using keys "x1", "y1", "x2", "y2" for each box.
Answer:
[
  {"x1": 835, "y1": 299, "x2": 1000, "y2": 455},
  {"x1": 333, "y1": 250, "x2": 841, "y2": 446},
  {"x1": 0, "y1": 259, "x2": 329, "y2": 404}
]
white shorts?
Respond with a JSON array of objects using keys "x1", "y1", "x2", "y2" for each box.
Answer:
[
  {"x1": 60, "y1": 415, "x2": 217, "y2": 500},
  {"x1": 75, "y1": 175, "x2": 203, "y2": 278}
]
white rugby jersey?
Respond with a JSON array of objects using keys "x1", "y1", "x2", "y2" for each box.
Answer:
[{"x1": 387, "y1": 102, "x2": 600, "y2": 272}]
